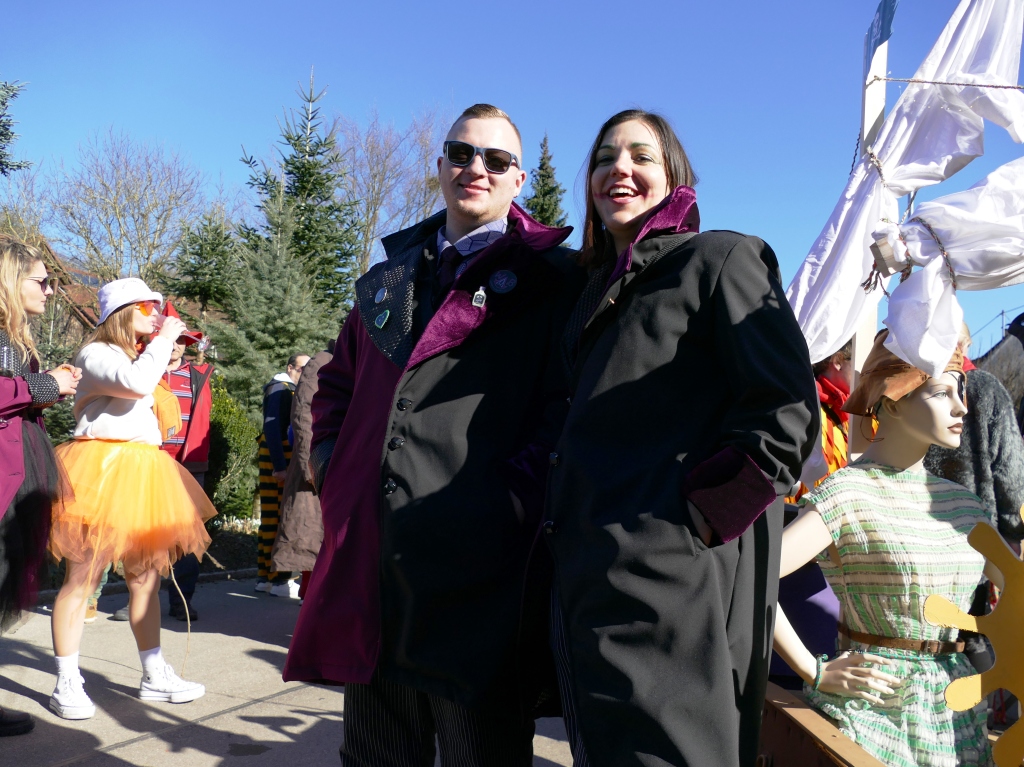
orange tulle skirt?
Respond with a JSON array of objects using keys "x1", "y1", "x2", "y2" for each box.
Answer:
[{"x1": 50, "y1": 440, "x2": 217, "y2": 578}]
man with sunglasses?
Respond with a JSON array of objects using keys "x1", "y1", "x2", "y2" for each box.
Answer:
[{"x1": 285, "y1": 104, "x2": 582, "y2": 766}]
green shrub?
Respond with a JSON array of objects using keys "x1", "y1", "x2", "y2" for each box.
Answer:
[
  {"x1": 43, "y1": 399, "x2": 76, "y2": 445},
  {"x1": 206, "y1": 377, "x2": 260, "y2": 520}
]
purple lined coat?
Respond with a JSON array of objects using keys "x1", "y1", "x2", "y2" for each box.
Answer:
[{"x1": 284, "y1": 204, "x2": 582, "y2": 711}]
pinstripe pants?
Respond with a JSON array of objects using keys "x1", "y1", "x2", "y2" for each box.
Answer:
[
  {"x1": 340, "y1": 674, "x2": 535, "y2": 767},
  {"x1": 551, "y1": 586, "x2": 591, "y2": 767}
]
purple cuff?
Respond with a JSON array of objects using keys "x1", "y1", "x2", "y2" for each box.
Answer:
[{"x1": 682, "y1": 446, "x2": 777, "y2": 543}]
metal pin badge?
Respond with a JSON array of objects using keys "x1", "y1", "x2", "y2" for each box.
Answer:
[
  {"x1": 375, "y1": 287, "x2": 387, "y2": 304},
  {"x1": 472, "y1": 287, "x2": 487, "y2": 308},
  {"x1": 375, "y1": 309, "x2": 390, "y2": 329}
]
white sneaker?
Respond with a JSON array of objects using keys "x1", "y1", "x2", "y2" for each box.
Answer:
[
  {"x1": 49, "y1": 674, "x2": 96, "y2": 720},
  {"x1": 269, "y1": 579, "x2": 300, "y2": 599},
  {"x1": 254, "y1": 579, "x2": 272, "y2": 593},
  {"x1": 139, "y1": 663, "x2": 205, "y2": 704}
]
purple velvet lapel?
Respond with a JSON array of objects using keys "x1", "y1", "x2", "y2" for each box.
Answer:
[
  {"x1": 606, "y1": 185, "x2": 700, "y2": 287},
  {"x1": 405, "y1": 203, "x2": 571, "y2": 371}
]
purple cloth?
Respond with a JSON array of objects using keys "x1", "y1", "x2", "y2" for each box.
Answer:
[
  {"x1": 681, "y1": 445, "x2": 778, "y2": 543},
  {"x1": 0, "y1": 375, "x2": 37, "y2": 520}
]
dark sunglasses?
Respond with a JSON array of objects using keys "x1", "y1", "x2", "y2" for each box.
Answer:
[
  {"x1": 25, "y1": 275, "x2": 58, "y2": 291},
  {"x1": 443, "y1": 141, "x2": 520, "y2": 174}
]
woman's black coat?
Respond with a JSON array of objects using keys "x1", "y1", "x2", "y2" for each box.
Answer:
[{"x1": 545, "y1": 225, "x2": 818, "y2": 767}]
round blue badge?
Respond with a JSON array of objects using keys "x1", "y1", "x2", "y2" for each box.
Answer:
[{"x1": 489, "y1": 270, "x2": 517, "y2": 294}]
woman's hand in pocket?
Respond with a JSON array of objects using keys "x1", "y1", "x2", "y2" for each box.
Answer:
[{"x1": 687, "y1": 500, "x2": 713, "y2": 546}]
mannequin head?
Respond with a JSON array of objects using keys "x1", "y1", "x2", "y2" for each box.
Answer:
[{"x1": 873, "y1": 371, "x2": 967, "y2": 451}]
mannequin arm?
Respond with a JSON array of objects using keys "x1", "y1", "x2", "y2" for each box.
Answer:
[
  {"x1": 773, "y1": 603, "x2": 816, "y2": 684},
  {"x1": 780, "y1": 506, "x2": 833, "y2": 578}
]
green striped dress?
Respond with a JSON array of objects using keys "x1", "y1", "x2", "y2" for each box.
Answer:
[{"x1": 801, "y1": 460, "x2": 993, "y2": 767}]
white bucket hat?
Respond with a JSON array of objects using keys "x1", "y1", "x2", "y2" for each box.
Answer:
[{"x1": 97, "y1": 278, "x2": 163, "y2": 325}]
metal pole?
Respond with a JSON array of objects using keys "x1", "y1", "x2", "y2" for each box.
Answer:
[{"x1": 849, "y1": 36, "x2": 889, "y2": 459}]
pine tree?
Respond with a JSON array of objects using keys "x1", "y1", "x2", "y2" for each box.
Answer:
[
  {"x1": 523, "y1": 134, "x2": 567, "y2": 228},
  {"x1": 242, "y1": 73, "x2": 361, "y2": 315},
  {"x1": 161, "y1": 211, "x2": 236, "y2": 319},
  {"x1": 207, "y1": 193, "x2": 338, "y2": 413},
  {"x1": 0, "y1": 80, "x2": 31, "y2": 176}
]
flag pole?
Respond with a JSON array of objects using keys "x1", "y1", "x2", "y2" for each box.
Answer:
[{"x1": 849, "y1": 8, "x2": 891, "y2": 458}]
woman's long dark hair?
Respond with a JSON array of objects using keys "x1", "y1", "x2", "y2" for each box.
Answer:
[{"x1": 579, "y1": 109, "x2": 697, "y2": 268}]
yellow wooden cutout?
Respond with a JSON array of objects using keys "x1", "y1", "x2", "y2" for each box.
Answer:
[{"x1": 925, "y1": 518, "x2": 1024, "y2": 767}]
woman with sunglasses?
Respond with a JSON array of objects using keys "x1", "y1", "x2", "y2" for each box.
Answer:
[
  {"x1": 0, "y1": 234, "x2": 79, "y2": 736},
  {"x1": 48, "y1": 277, "x2": 215, "y2": 720},
  {"x1": 543, "y1": 110, "x2": 817, "y2": 767}
]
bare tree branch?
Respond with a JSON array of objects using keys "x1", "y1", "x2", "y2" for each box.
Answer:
[{"x1": 48, "y1": 129, "x2": 204, "y2": 282}]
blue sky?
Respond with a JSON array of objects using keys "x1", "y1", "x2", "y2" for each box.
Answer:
[{"x1": 4, "y1": 0, "x2": 1023, "y2": 354}]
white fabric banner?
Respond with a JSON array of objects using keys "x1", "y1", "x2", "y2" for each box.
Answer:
[
  {"x1": 876, "y1": 156, "x2": 1024, "y2": 376},
  {"x1": 786, "y1": 0, "x2": 1024, "y2": 364}
]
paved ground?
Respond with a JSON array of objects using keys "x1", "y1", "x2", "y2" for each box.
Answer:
[{"x1": 0, "y1": 578, "x2": 571, "y2": 766}]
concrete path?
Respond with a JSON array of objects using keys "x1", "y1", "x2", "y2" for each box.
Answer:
[{"x1": 0, "y1": 579, "x2": 571, "y2": 766}]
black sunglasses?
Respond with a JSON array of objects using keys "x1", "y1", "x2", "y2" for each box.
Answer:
[
  {"x1": 443, "y1": 141, "x2": 520, "y2": 174},
  {"x1": 25, "y1": 275, "x2": 58, "y2": 291}
]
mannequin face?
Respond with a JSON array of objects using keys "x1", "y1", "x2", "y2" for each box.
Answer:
[{"x1": 881, "y1": 372, "x2": 966, "y2": 449}]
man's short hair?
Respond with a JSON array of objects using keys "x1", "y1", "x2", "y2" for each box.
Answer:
[
  {"x1": 287, "y1": 353, "x2": 307, "y2": 368},
  {"x1": 452, "y1": 104, "x2": 522, "y2": 148}
]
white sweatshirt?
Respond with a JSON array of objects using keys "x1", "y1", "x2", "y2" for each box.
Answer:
[{"x1": 72, "y1": 336, "x2": 173, "y2": 445}]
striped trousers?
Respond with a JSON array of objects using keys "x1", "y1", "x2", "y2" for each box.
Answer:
[
  {"x1": 551, "y1": 586, "x2": 591, "y2": 767},
  {"x1": 340, "y1": 674, "x2": 535, "y2": 767},
  {"x1": 257, "y1": 434, "x2": 291, "y2": 580}
]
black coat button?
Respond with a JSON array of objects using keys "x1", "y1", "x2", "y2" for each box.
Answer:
[
  {"x1": 388, "y1": 437, "x2": 405, "y2": 450},
  {"x1": 397, "y1": 398, "x2": 412, "y2": 411},
  {"x1": 542, "y1": 520, "x2": 558, "y2": 534},
  {"x1": 384, "y1": 478, "x2": 397, "y2": 494},
  {"x1": 549, "y1": 452, "x2": 560, "y2": 467}
]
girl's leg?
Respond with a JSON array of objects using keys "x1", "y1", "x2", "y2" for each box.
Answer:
[
  {"x1": 125, "y1": 567, "x2": 161, "y2": 651},
  {"x1": 51, "y1": 559, "x2": 105, "y2": 657}
]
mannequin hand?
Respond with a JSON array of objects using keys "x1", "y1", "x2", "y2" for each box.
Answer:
[
  {"x1": 157, "y1": 317, "x2": 187, "y2": 341},
  {"x1": 816, "y1": 652, "x2": 901, "y2": 705},
  {"x1": 272, "y1": 469, "x2": 287, "y2": 483},
  {"x1": 47, "y1": 366, "x2": 79, "y2": 396}
]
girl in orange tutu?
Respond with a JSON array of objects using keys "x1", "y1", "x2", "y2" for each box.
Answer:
[{"x1": 49, "y1": 277, "x2": 216, "y2": 720}]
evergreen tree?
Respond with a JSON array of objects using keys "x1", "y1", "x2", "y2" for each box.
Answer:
[
  {"x1": 242, "y1": 74, "x2": 361, "y2": 314},
  {"x1": 161, "y1": 211, "x2": 236, "y2": 319},
  {"x1": 523, "y1": 134, "x2": 567, "y2": 228},
  {"x1": 0, "y1": 80, "x2": 30, "y2": 176},
  {"x1": 207, "y1": 193, "x2": 337, "y2": 413}
]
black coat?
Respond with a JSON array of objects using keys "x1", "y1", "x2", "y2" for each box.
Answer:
[{"x1": 546, "y1": 229, "x2": 818, "y2": 767}]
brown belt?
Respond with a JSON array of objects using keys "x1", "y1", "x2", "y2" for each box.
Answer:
[{"x1": 838, "y1": 622, "x2": 965, "y2": 654}]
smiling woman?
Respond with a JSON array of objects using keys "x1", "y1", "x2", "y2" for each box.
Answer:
[{"x1": 544, "y1": 109, "x2": 818, "y2": 767}]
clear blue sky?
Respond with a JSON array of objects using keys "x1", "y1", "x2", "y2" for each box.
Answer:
[{"x1": 5, "y1": 0, "x2": 1023, "y2": 354}]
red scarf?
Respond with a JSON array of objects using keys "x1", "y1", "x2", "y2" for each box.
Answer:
[{"x1": 816, "y1": 374, "x2": 849, "y2": 425}]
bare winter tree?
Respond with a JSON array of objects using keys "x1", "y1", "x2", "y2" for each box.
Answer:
[
  {"x1": 49, "y1": 129, "x2": 204, "y2": 282},
  {"x1": 342, "y1": 109, "x2": 446, "y2": 273}
]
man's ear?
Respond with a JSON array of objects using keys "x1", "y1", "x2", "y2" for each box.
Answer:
[
  {"x1": 513, "y1": 168, "x2": 527, "y2": 197},
  {"x1": 437, "y1": 156, "x2": 443, "y2": 174}
]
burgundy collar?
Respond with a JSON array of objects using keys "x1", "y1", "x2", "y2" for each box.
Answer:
[
  {"x1": 505, "y1": 201, "x2": 573, "y2": 252},
  {"x1": 608, "y1": 185, "x2": 700, "y2": 285}
]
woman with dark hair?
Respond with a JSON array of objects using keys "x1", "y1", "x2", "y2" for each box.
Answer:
[{"x1": 544, "y1": 110, "x2": 818, "y2": 767}]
